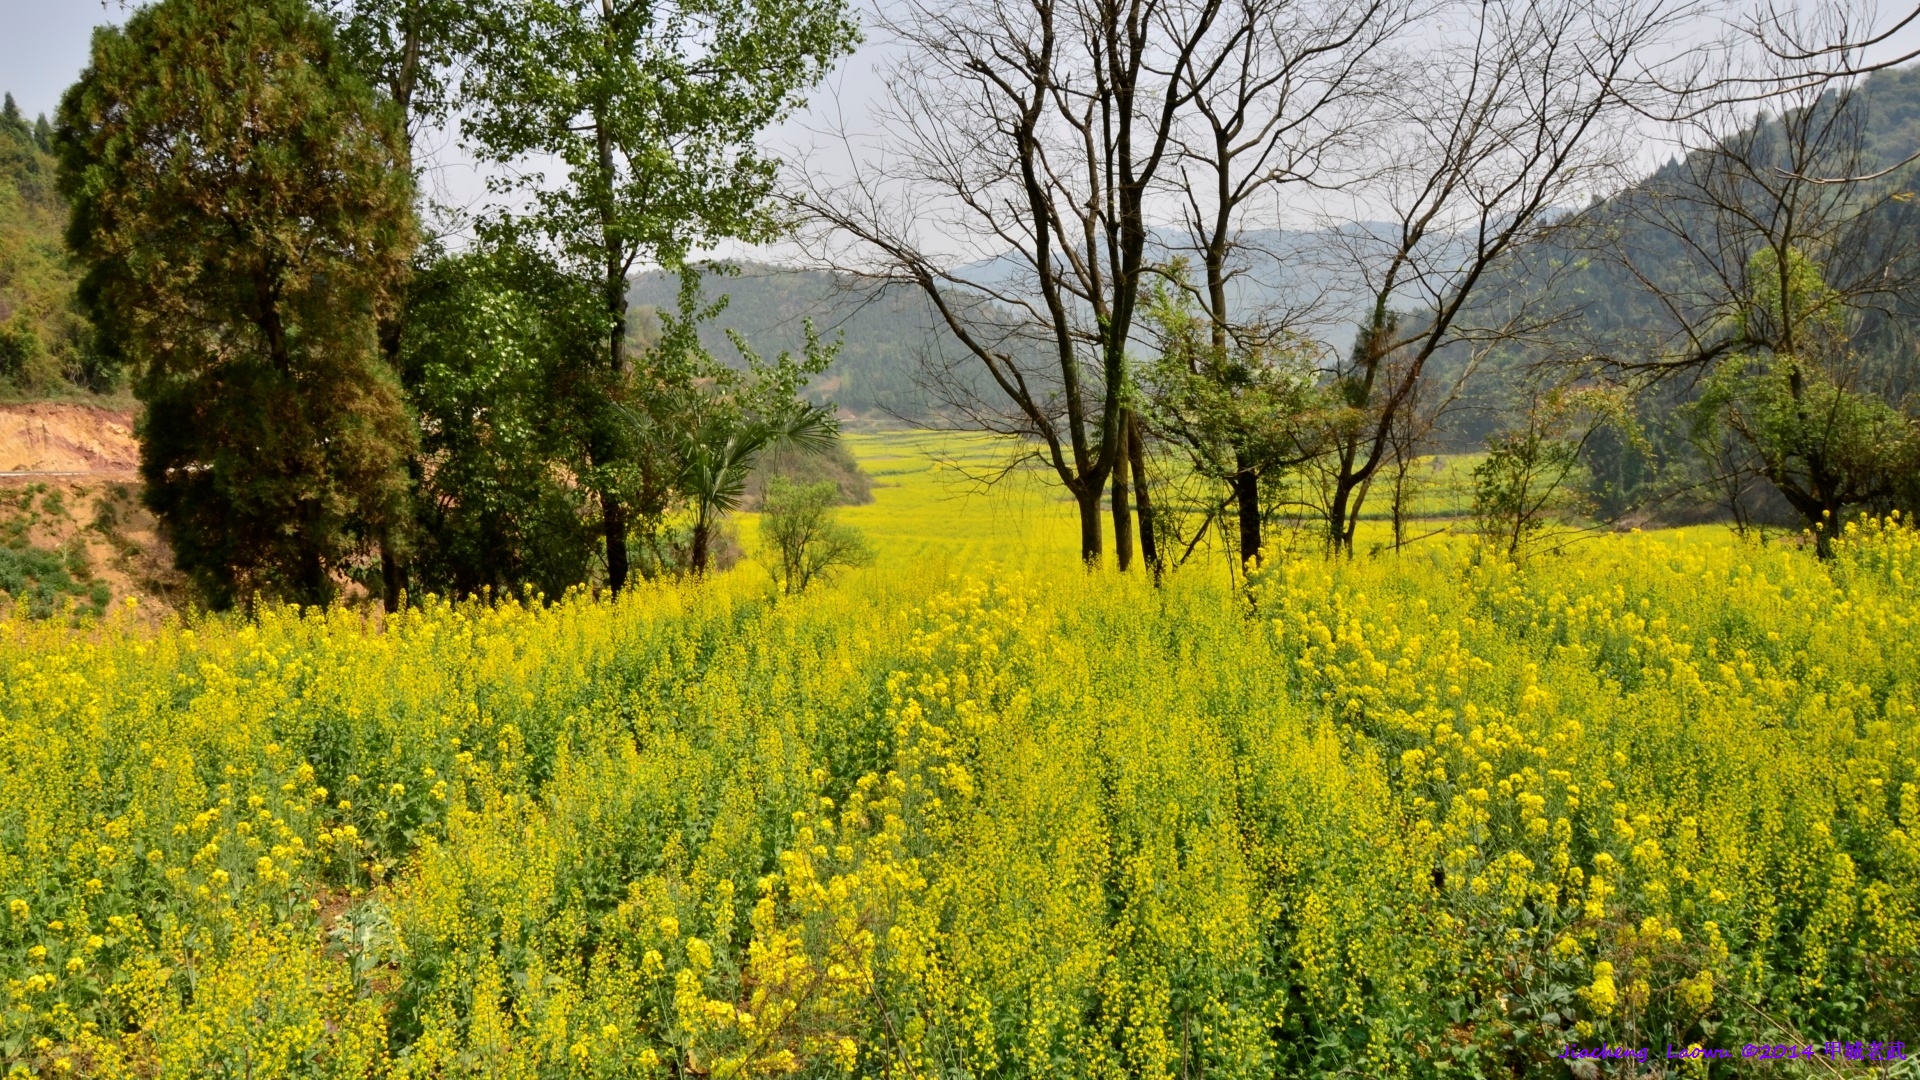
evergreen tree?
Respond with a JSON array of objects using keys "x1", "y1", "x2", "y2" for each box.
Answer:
[{"x1": 57, "y1": 0, "x2": 418, "y2": 609}]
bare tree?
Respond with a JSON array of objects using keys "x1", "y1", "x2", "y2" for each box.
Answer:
[
  {"x1": 1313, "y1": 0, "x2": 1689, "y2": 554},
  {"x1": 1667, "y1": 0, "x2": 1920, "y2": 108},
  {"x1": 1148, "y1": 0, "x2": 1406, "y2": 563},
  {"x1": 803, "y1": 0, "x2": 1237, "y2": 565},
  {"x1": 1748, "y1": 1, "x2": 1920, "y2": 80},
  {"x1": 1597, "y1": 35, "x2": 1920, "y2": 539},
  {"x1": 1381, "y1": 366, "x2": 1441, "y2": 551},
  {"x1": 803, "y1": 0, "x2": 1687, "y2": 565},
  {"x1": 1609, "y1": 64, "x2": 1916, "y2": 376}
]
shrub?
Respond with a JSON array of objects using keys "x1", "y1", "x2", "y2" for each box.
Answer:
[{"x1": 760, "y1": 476, "x2": 873, "y2": 594}]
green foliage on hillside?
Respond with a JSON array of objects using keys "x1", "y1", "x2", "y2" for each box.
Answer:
[
  {"x1": 750, "y1": 438, "x2": 872, "y2": 508},
  {"x1": 0, "y1": 484, "x2": 109, "y2": 618},
  {"x1": 1420, "y1": 65, "x2": 1920, "y2": 533},
  {"x1": 0, "y1": 94, "x2": 100, "y2": 395}
]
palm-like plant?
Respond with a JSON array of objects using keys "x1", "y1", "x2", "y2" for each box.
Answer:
[
  {"x1": 616, "y1": 293, "x2": 841, "y2": 575},
  {"x1": 678, "y1": 403, "x2": 837, "y2": 573}
]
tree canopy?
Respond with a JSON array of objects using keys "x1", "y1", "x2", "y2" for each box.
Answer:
[
  {"x1": 458, "y1": 0, "x2": 859, "y2": 591},
  {"x1": 57, "y1": 0, "x2": 418, "y2": 608}
]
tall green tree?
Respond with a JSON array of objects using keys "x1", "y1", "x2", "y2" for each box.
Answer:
[
  {"x1": 58, "y1": 0, "x2": 418, "y2": 610},
  {"x1": 460, "y1": 0, "x2": 858, "y2": 592},
  {"x1": 323, "y1": 0, "x2": 475, "y2": 607},
  {"x1": 397, "y1": 240, "x2": 608, "y2": 598}
]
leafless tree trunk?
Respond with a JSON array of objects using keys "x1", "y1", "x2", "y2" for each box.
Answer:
[
  {"x1": 1161, "y1": 0, "x2": 1405, "y2": 563},
  {"x1": 1314, "y1": 0, "x2": 1687, "y2": 554},
  {"x1": 800, "y1": 0, "x2": 1229, "y2": 566},
  {"x1": 1111, "y1": 408, "x2": 1135, "y2": 571},
  {"x1": 1127, "y1": 412, "x2": 1162, "y2": 577},
  {"x1": 1383, "y1": 373, "x2": 1438, "y2": 550}
]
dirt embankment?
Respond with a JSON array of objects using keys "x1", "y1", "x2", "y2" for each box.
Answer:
[
  {"x1": 0, "y1": 402, "x2": 179, "y2": 610},
  {"x1": 0, "y1": 401, "x2": 140, "y2": 476}
]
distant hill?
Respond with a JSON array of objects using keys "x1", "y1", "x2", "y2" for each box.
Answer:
[
  {"x1": 1511, "y1": 62, "x2": 1920, "y2": 360},
  {"x1": 628, "y1": 266, "x2": 970, "y2": 422}
]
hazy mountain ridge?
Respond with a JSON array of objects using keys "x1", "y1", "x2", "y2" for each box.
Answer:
[
  {"x1": 628, "y1": 266, "x2": 961, "y2": 421},
  {"x1": 626, "y1": 224, "x2": 1419, "y2": 423},
  {"x1": 646, "y1": 65, "x2": 1920, "y2": 436}
]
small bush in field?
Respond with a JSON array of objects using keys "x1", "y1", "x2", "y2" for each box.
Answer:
[{"x1": 760, "y1": 476, "x2": 873, "y2": 594}]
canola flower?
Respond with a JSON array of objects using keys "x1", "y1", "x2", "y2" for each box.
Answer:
[{"x1": 0, "y1": 511, "x2": 1912, "y2": 1077}]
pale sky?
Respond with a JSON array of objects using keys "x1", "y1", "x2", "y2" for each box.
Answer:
[
  {"x1": 6, "y1": 0, "x2": 1917, "y2": 262},
  {"x1": 0, "y1": 2, "x2": 125, "y2": 122},
  {"x1": 0, "y1": 0, "x2": 892, "y2": 257}
]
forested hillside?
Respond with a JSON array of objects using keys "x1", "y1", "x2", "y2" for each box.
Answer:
[
  {"x1": 626, "y1": 230, "x2": 1386, "y2": 423},
  {"x1": 628, "y1": 267, "x2": 959, "y2": 421},
  {"x1": 1414, "y1": 63, "x2": 1920, "y2": 529},
  {"x1": 1450, "y1": 63, "x2": 1920, "y2": 410},
  {"x1": 0, "y1": 95, "x2": 103, "y2": 397}
]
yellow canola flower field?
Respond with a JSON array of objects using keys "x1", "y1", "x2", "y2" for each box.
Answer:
[{"x1": 0, "y1": 435, "x2": 1916, "y2": 1077}]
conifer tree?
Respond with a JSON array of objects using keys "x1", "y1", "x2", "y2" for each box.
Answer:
[{"x1": 58, "y1": 0, "x2": 418, "y2": 609}]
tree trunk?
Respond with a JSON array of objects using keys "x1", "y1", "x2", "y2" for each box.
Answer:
[
  {"x1": 1129, "y1": 415, "x2": 1160, "y2": 580},
  {"x1": 296, "y1": 546, "x2": 329, "y2": 610},
  {"x1": 595, "y1": 97, "x2": 632, "y2": 593},
  {"x1": 604, "y1": 494, "x2": 630, "y2": 591},
  {"x1": 690, "y1": 514, "x2": 710, "y2": 576},
  {"x1": 1077, "y1": 488, "x2": 1103, "y2": 567},
  {"x1": 380, "y1": 531, "x2": 404, "y2": 613},
  {"x1": 1327, "y1": 465, "x2": 1359, "y2": 555},
  {"x1": 1111, "y1": 418, "x2": 1134, "y2": 572},
  {"x1": 1390, "y1": 468, "x2": 1406, "y2": 552},
  {"x1": 376, "y1": 297, "x2": 410, "y2": 609},
  {"x1": 376, "y1": 25, "x2": 421, "y2": 608},
  {"x1": 1233, "y1": 452, "x2": 1260, "y2": 569}
]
